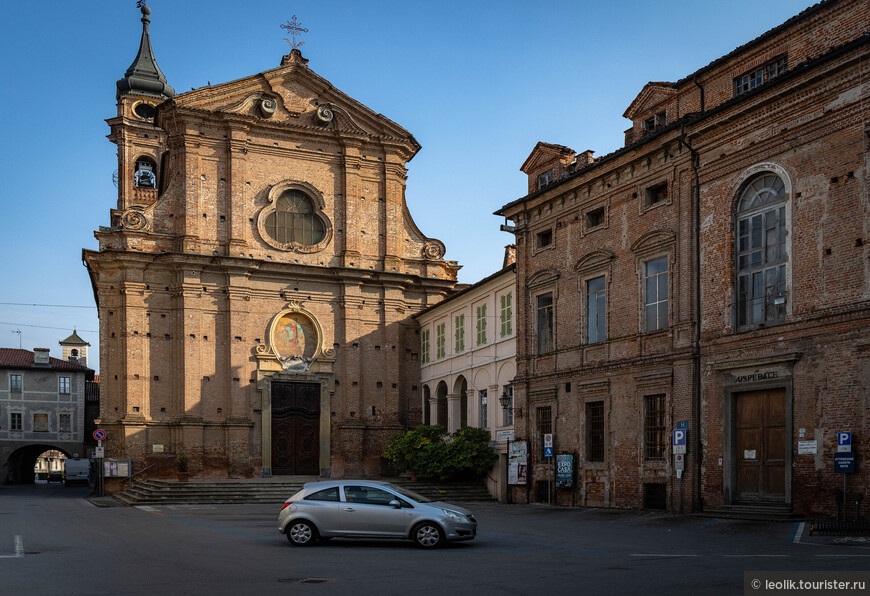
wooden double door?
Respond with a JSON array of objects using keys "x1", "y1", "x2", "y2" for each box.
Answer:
[
  {"x1": 271, "y1": 382, "x2": 320, "y2": 475},
  {"x1": 735, "y1": 389, "x2": 787, "y2": 502}
]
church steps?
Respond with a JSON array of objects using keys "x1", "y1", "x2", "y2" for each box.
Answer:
[{"x1": 111, "y1": 478, "x2": 495, "y2": 506}]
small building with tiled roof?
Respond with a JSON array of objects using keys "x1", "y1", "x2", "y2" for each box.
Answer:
[{"x1": 1, "y1": 346, "x2": 95, "y2": 484}]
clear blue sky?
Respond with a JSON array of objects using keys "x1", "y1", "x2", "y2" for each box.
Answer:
[{"x1": 0, "y1": 0, "x2": 815, "y2": 370}]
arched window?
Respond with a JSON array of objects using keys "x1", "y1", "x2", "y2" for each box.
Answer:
[
  {"x1": 735, "y1": 172, "x2": 788, "y2": 328},
  {"x1": 134, "y1": 157, "x2": 157, "y2": 188},
  {"x1": 264, "y1": 190, "x2": 325, "y2": 246}
]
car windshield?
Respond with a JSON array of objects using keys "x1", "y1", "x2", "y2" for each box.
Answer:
[{"x1": 383, "y1": 483, "x2": 432, "y2": 503}]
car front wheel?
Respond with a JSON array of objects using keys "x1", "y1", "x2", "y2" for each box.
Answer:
[
  {"x1": 286, "y1": 520, "x2": 318, "y2": 547},
  {"x1": 412, "y1": 522, "x2": 444, "y2": 549}
]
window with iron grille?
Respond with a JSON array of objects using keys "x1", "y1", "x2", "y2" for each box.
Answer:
[
  {"x1": 10, "y1": 374, "x2": 22, "y2": 392},
  {"x1": 536, "y1": 292, "x2": 554, "y2": 354},
  {"x1": 479, "y1": 390, "x2": 488, "y2": 429},
  {"x1": 586, "y1": 276, "x2": 606, "y2": 344},
  {"x1": 421, "y1": 329, "x2": 430, "y2": 365},
  {"x1": 10, "y1": 412, "x2": 22, "y2": 431},
  {"x1": 455, "y1": 314, "x2": 465, "y2": 353},
  {"x1": 736, "y1": 172, "x2": 788, "y2": 328},
  {"x1": 59, "y1": 413, "x2": 71, "y2": 433},
  {"x1": 586, "y1": 401, "x2": 604, "y2": 462},
  {"x1": 644, "y1": 394, "x2": 667, "y2": 461},
  {"x1": 436, "y1": 323, "x2": 446, "y2": 360},
  {"x1": 500, "y1": 293, "x2": 513, "y2": 337},
  {"x1": 536, "y1": 406, "x2": 552, "y2": 453},
  {"x1": 734, "y1": 55, "x2": 787, "y2": 96},
  {"x1": 59, "y1": 377, "x2": 71, "y2": 394},
  {"x1": 476, "y1": 304, "x2": 487, "y2": 346},
  {"x1": 644, "y1": 258, "x2": 669, "y2": 332}
]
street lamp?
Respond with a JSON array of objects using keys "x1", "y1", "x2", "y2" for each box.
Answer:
[{"x1": 499, "y1": 389, "x2": 521, "y2": 416}]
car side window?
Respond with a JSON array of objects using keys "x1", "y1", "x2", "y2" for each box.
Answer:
[
  {"x1": 304, "y1": 487, "x2": 339, "y2": 501},
  {"x1": 343, "y1": 486, "x2": 400, "y2": 506}
]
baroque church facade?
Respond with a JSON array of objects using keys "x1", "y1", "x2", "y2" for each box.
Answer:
[{"x1": 83, "y1": 5, "x2": 458, "y2": 486}]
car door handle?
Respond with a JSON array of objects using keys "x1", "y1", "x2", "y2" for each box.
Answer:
[{"x1": 343, "y1": 507, "x2": 355, "y2": 512}]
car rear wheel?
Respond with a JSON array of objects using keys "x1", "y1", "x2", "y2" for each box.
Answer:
[
  {"x1": 412, "y1": 522, "x2": 444, "y2": 549},
  {"x1": 286, "y1": 520, "x2": 318, "y2": 547}
]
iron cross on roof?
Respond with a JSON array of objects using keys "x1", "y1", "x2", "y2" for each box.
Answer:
[{"x1": 281, "y1": 15, "x2": 308, "y2": 49}]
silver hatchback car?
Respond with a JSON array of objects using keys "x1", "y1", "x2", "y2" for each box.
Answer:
[{"x1": 278, "y1": 480, "x2": 477, "y2": 548}]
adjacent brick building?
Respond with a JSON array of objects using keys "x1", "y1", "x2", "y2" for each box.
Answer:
[
  {"x1": 83, "y1": 5, "x2": 458, "y2": 488},
  {"x1": 497, "y1": 0, "x2": 869, "y2": 516}
]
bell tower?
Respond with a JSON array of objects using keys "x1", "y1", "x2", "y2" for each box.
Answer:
[{"x1": 107, "y1": 1, "x2": 175, "y2": 222}]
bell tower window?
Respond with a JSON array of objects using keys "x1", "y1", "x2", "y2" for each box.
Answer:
[{"x1": 134, "y1": 158, "x2": 157, "y2": 188}]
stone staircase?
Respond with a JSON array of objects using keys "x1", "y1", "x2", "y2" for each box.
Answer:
[{"x1": 111, "y1": 477, "x2": 495, "y2": 506}]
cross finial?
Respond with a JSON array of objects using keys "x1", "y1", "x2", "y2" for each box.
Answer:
[{"x1": 281, "y1": 15, "x2": 308, "y2": 50}]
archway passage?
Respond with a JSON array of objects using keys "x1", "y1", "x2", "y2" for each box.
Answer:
[
  {"x1": 4, "y1": 444, "x2": 73, "y2": 485},
  {"x1": 271, "y1": 381, "x2": 320, "y2": 475}
]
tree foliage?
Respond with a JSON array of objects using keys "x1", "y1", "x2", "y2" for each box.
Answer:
[{"x1": 383, "y1": 425, "x2": 498, "y2": 481}]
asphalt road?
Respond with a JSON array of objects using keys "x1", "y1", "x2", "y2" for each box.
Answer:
[{"x1": 1, "y1": 483, "x2": 868, "y2": 595}]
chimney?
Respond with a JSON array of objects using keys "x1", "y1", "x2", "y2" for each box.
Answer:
[
  {"x1": 34, "y1": 348, "x2": 50, "y2": 366},
  {"x1": 576, "y1": 150, "x2": 595, "y2": 167}
]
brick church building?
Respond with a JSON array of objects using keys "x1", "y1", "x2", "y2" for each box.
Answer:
[
  {"x1": 496, "y1": 0, "x2": 869, "y2": 517},
  {"x1": 83, "y1": 4, "x2": 458, "y2": 486}
]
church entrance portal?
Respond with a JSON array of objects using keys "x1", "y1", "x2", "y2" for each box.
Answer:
[{"x1": 271, "y1": 381, "x2": 320, "y2": 475}]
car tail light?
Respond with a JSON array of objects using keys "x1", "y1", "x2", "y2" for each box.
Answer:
[{"x1": 281, "y1": 502, "x2": 293, "y2": 511}]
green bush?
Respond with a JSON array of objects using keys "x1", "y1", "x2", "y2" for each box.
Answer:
[{"x1": 383, "y1": 425, "x2": 497, "y2": 481}]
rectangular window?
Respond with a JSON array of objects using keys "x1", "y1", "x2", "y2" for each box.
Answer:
[
  {"x1": 536, "y1": 293, "x2": 554, "y2": 354},
  {"x1": 585, "y1": 207, "x2": 605, "y2": 230},
  {"x1": 644, "y1": 258, "x2": 669, "y2": 332},
  {"x1": 436, "y1": 323, "x2": 446, "y2": 360},
  {"x1": 586, "y1": 276, "x2": 606, "y2": 343},
  {"x1": 10, "y1": 374, "x2": 22, "y2": 392},
  {"x1": 644, "y1": 394, "x2": 667, "y2": 461},
  {"x1": 10, "y1": 412, "x2": 22, "y2": 431},
  {"x1": 734, "y1": 55, "x2": 787, "y2": 96},
  {"x1": 586, "y1": 401, "x2": 604, "y2": 462},
  {"x1": 59, "y1": 377, "x2": 71, "y2": 394},
  {"x1": 479, "y1": 390, "x2": 488, "y2": 429},
  {"x1": 644, "y1": 111, "x2": 666, "y2": 135},
  {"x1": 59, "y1": 414, "x2": 71, "y2": 433},
  {"x1": 536, "y1": 406, "x2": 552, "y2": 454},
  {"x1": 536, "y1": 229, "x2": 552, "y2": 248},
  {"x1": 455, "y1": 314, "x2": 465, "y2": 353},
  {"x1": 476, "y1": 304, "x2": 487, "y2": 346},
  {"x1": 537, "y1": 171, "x2": 551, "y2": 189},
  {"x1": 421, "y1": 330, "x2": 430, "y2": 365},
  {"x1": 500, "y1": 293, "x2": 513, "y2": 337},
  {"x1": 646, "y1": 182, "x2": 668, "y2": 207},
  {"x1": 502, "y1": 386, "x2": 514, "y2": 427}
]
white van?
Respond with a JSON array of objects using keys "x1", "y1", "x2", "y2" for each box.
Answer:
[{"x1": 63, "y1": 458, "x2": 90, "y2": 487}]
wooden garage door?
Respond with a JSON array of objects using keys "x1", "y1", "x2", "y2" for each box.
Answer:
[
  {"x1": 271, "y1": 382, "x2": 320, "y2": 475},
  {"x1": 736, "y1": 389, "x2": 786, "y2": 502}
]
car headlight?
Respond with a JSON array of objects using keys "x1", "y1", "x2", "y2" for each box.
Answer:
[{"x1": 441, "y1": 508, "x2": 470, "y2": 523}]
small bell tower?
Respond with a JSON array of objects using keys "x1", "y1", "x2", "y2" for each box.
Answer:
[
  {"x1": 107, "y1": 1, "x2": 175, "y2": 219},
  {"x1": 60, "y1": 330, "x2": 90, "y2": 368}
]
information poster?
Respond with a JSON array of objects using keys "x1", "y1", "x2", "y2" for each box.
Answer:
[
  {"x1": 508, "y1": 441, "x2": 528, "y2": 486},
  {"x1": 556, "y1": 454, "x2": 573, "y2": 488}
]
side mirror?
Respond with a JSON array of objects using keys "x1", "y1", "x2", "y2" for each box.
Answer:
[{"x1": 389, "y1": 500, "x2": 402, "y2": 509}]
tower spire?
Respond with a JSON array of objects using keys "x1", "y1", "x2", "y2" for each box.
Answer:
[{"x1": 116, "y1": 1, "x2": 175, "y2": 100}]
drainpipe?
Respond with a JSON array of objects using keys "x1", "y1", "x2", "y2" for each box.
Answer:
[{"x1": 679, "y1": 119, "x2": 703, "y2": 512}]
